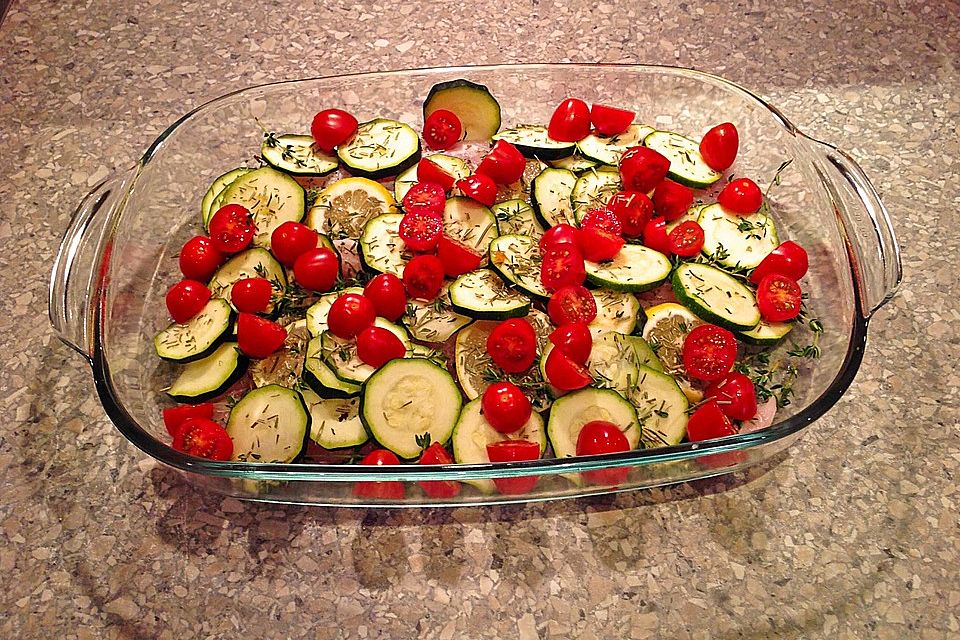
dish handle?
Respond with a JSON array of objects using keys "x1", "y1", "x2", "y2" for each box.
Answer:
[
  {"x1": 48, "y1": 166, "x2": 139, "y2": 360},
  {"x1": 806, "y1": 138, "x2": 903, "y2": 319}
]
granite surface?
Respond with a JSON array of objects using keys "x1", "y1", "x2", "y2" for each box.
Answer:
[{"x1": 1, "y1": 0, "x2": 958, "y2": 638}]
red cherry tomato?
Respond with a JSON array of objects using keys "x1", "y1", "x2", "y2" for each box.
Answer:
[
  {"x1": 668, "y1": 221, "x2": 705, "y2": 258},
  {"x1": 417, "y1": 442, "x2": 460, "y2": 499},
  {"x1": 402, "y1": 181, "x2": 446, "y2": 217},
  {"x1": 237, "y1": 312, "x2": 288, "y2": 358},
  {"x1": 548, "y1": 322, "x2": 592, "y2": 364},
  {"x1": 699, "y1": 122, "x2": 739, "y2": 172},
  {"x1": 270, "y1": 221, "x2": 318, "y2": 267},
  {"x1": 437, "y1": 235, "x2": 483, "y2": 277},
  {"x1": 590, "y1": 104, "x2": 635, "y2": 137},
  {"x1": 402, "y1": 255, "x2": 445, "y2": 301},
  {"x1": 652, "y1": 180, "x2": 694, "y2": 221},
  {"x1": 423, "y1": 109, "x2": 462, "y2": 150},
  {"x1": 208, "y1": 204, "x2": 255, "y2": 254},
  {"x1": 642, "y1": 217, "x2": 672, "y2": 255},
  {"x1": 231, "y1": 277, "x2": 273, "y2": 313},
  {"x1": 294, "y1": 248, "x2": 339, "y2": 293},
  {"x1": 363, "y1": 273, "x2": 408, "y2": 322},
  {"x1": 477, "y1": 140, "x2": 527, "y2": 185},
  {"x1": 619, "y1": 146, "x2": 670, "y2": 193},
  {"x1": 682, "y1": 324, "x2": 738, "y2": 382},
  {"x1": 166, "y1": 279, "x2": 211, "y2": 324},
  {"x1": 706, "y1": 373, "x2": 758, "y2": 421},
  {"x1": 399, "y1": 210, "x2": 443, "y2": 252},
  {"x1": 576, "y1": 420, "x2": 631, "y2": 486},
  {"x1": 580, "y1": 208, "x2": 622, "y2": 235},
  {"x1": 756, "y1": 274, "x2": 803, "y2": 322},
  {"x1": 686, "y1": 400, "x2": 737, "y2": 441},
  {"x1": 353, "y1": 449, "x2": 405, "y2": 500},
  {"x1": 327, "y1": 293, "x2": 377, "y2": 339},
  {"x1": 162, "y1": 403, "x2": 215, "y2": 438},
  {"x1": 538, "y1": 223, "x2": 583, "y2": 253},
  {"x1": 750, "y1": 241, "x2": 809, "y2": 284},
  {"x1": 547, "y1": 98, "x2": 591, "y2": 142},
  {"x1": 486, "y1": 318, "x2": 537, "y2": 374},
  {"x1": 547, "y1": 285, "x2": 597, "y2": 327},
  {"x1": 179, "y1": 236, "x2": 225, "y2": 282},
  {"x1": 357, "y1": 325, "x2": 406, "y2": 368},
  {"x1": 171, "y1": 417, "x2": 233, "y2": 460},
  {"x1": 485, "y1": 440, "x2": 541, "y2": 495},
  {"x1": 455, "y1": 173, "x2": 497, "y2": 206},
  {"x1": 544, "y1": 347, "x2": 593, "y2": 391},
  {"x1": 718, "y1": 178, "x2": 763, "y2": 214},
  {"x1": 417, "y1": 157, "x2": 456, "y2": 192},
  {"x1": 579, "y1": 227, "x2": 624, "y2": 262},
  {"x1": 540, "y1": 244, "x2": 586, "y2": 293},
  {"x1": 311, "y1": 108, "x2": 359, "y2": 153},
  {"x1": 482, "y1": 382, "x2": 533, "y2": 434},
  {"x1": 606, "y1": 191, "x2": 653, "y2": 238}
]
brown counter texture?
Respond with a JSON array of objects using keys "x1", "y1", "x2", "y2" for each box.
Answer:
[{"x1": 1, "y1": 0, "x2": 958, "y2": 638}]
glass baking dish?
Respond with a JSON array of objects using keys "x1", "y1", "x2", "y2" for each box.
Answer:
[{"x1": 49, "y1": 64, "x2": 901, "y2": 507}]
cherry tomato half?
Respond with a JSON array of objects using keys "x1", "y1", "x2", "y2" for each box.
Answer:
[
  {"x1": 699, "y1": 122, "x2": 739, "y2": 172},
  {"x1": 171, "y1": 417, "x2": 233, "y2": 460},
  {"x1": 486, "y1": 318, "x2": 538, "y2": 374},
  {"x1": 539, "y1": 223, "x2": 583, "y2": 253},
  {"x1": 756, "y1": 274, "x2": 803, "y2": 322},
  {"x1": 399, "y1": 210, "x2": 443, "y2": 252},
  {"x1": 179, "y1": 236, "x2": 225, "y2": 282},
  {"x1": 547, "y1": 285, "x2": 597, "y2": 327},
  {"x1": 353, "y1": 449, "x2": 405, "y2": 500},
  {"x1": 686, "y1": 400, "x2": 737, "y2": 442},
  {"x1": 718, "y1": 178, "x2": 763, "y2": 215},
  {"x1": 682, "y1": 324, "x2": 738, "y2": 382},
  {"x1": 418, "y1": 442, "x2": 460, "y2": 499},
  {"x1": 485, "y1": 440, "x2": 541, "y2": 495},
  {"x1": 706, "y1": 372, "x2": 758, "y2": 421},
  {"x1": 607, "y1": 191, "x2": 653, "y2": 238},
  {"x1": 271, "y1": 221, "x2": 319, "y2": 267},
  {"x1": 423, "y1": 109, "x2": 462, "y2": 150},
  {"x1": 237, "y1": 312, "x2": 288, "y2": 358},
  {"x1": 547, "y1": 98, "x2": 591, "y2": 142},
  {"x1": 357, "y1": 325, "x2": 406, "y2": 368},
  {"x1": 482, "y1": 382, "x2": 533, "y2": 434},
  {"x1": 166, "y1": 279, "x2": 211, "y2": 324},
  {"x1": 311, "y1": 108, "x2": 358, "y2": 153},
  {"x1": 540, "y1": 244, "x2": 586, "y2": 293},
  {"x1": 293, "y1": 247, "x2": 339, "y2": 293},
  {"x1": 477, "y1": 140, "x2": 526, "y2": 185},
  {"x1": 417, "y1": 157, "x2": 456, "y2": 192},
  {"x1": 402, "y1": 181, "x2": 446, "y2": 217},
  {"x1": 456, "y1": 173, "x2": 497, "y2": 206},
  {"x1": 544, "y1": 347, "x2": 593, "y2": 391},
  {"x1": 162, "y1": 403, "x2": 215, "y2": 438},
  {"x1": 403, "y1": 255, "x2": 445, "y2": 301},
  {"x1": 579, "y1": 208, "x2": 622, "y2": 235},
  {"x1": 652, "y1": 180, "x2": 694, "y2": 221},
  {"x1": 548, "y1": 322, "x2": 592, "y2": 364},
  {"x1": 750, "y1": 241, "x2": 809, "y2": 284},
  {"x1": 619, "y1": 146, "x2": 670, "y2": 193},
  {"x1": 208, "y1": 204, "x2": 255, "y2": 254},
  {"x1": 231, "y1": 277, "x2": 273, "y2": 313},
  {"x1": 642, "y1": 217, "x2": 672, "y2": 255},
  {"x1": 364, "y1": 273, "x2": 408, "y2": 322},
  {"x1": 579, "y1": 226, "x2": 624, "y2": 262},
  {"x1": 327, "y1": 293, "x2": 377, "y2": 339},
  {"x1": 590, "y1": 104, "x2": 635, "y2": 137},
  {"x1": 437, "y1": 235, "x2": 483, "y2": 277},
  {"x1": 668, "y1": 221, "x2": 705, "y2": 258},
  {"x1": 576, "y1": 420, "x2": 631, "y2": 486}
]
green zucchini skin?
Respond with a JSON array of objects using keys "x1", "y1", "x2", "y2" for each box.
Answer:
[{"x1": 423, "y1": 79, "x2": 502, "y2": 141}]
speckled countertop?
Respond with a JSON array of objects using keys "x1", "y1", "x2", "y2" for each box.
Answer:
[{"x1": 1, "y1": 1, "x2": 958, "y2": 638}]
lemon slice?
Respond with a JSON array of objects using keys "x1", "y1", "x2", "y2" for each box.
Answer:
[
  {"x1": 641, "y1": 303, "x2": 705, "y2": 402},
  {"x1": 304, "y1": 177, "x2": 397, "y2": 239}
]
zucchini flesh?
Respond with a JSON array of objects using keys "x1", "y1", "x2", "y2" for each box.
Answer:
[
  {"x1": 488, "y1": 234, "x2": 549, "y2": 299},
  {"x1": 671, "y1": 263, "x2": 761, "y2": 332},
  {"x1": 359, "y1": 214, "x2": 409, "y2": 278},
  {"x1": 219, "y1": 166, "x2": 306, "y2": 248},
  {"x1": 530, "y1": 168, "x2": 577, "y2": 227},
  {"x1": 337, "y1": 118, "x2": 421, "y2": 179},
  {"x1": 402, "y1": 284, "x2": 472, "y2": 342},
  {"x1": 249, "y1": 321, "x2": 309, "y2": 389},
  {"x1": 571, "y1": 168, "x2": 622, "y2": 223},
  {"x1": 443, "y1": 197, "x2": 499, "y2": 259},
  {"x1": 547, "y1": 388, "x2": 641, "y2": 461},
  {"x1": 589, "y1": 288, "x2": 641, "y2": 335},
  {"x1": 547, "y1": 154, "x2": 601, "y2": 174},
  {"x1": 576, "y1": 124, "x2": 655, "y2": 165},
  {"x1": 588, "y1": 332, "x2": 641, "y2": 397},
  {"x1": 738, "y1": 319, "x2": 793, "y2": 346},
  {"x1": 201, "y1": 167, "x2": 251, "y2": 229},
  {"x1": 260, "y1": 133, "x2": 338, "y2": 176},
  {"x1": 493, "y1": 125, "x2": 576, "y2": 160},
  {"x1": 492, "y1": 199, "x2": 545, "y2": 238},
  {"x1": 154, "y1": 298, "x2": 233, "y2": 363},
  {"x1": 584, "y1": 244, "x2": 672, "y2": 293},
  {"x1": 697, "y1": 203, "x2": 779, "y2": 270},
  {"x1": 303, "y1": 337, "x2": 361, "y2": 398},
  {"x1": 628, "y1": 365, "x2": 689, "y2": 448},
  {"x1": 423, "y1": 79, "x2": 501, "y2": 141},
  {"x1": 301, "y1": 388, "x2": 368, "y2": 449},
  {"x1": 207, "y1": 248, "x2": 286, "y2": 313},
  {"x1": 394, "y1": 153, "x2": 471, "y2": 202},
  {"x1": 448, "y1": 269, "x2": 531, "y2": 320},
  {"x1": 643, "y1": 130, "x2": 722, "y2": 189},
  {"x1": 226, "y1": 385, "x2": 311, "y2": 463},
  {"x1": 304, "y1": 177, "x2": 398, "y2": 240},
  {"x1": 166, "y1": 342, "x2": 247, "y2": 403}
]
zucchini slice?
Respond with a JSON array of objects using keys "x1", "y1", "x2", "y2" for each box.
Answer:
[
  {"x1": 620, "y1": 334, "x2": 664, "y2": 372},
  {"x1": 303, "y1": 336, "x2": 361, "y2": 398},
  {"x1": 320, "y1": 318, "x2": 411, "y2": 385},
  {"x1": 337, "y1": 118, "x2": 421, "y2": 179},
  {"x1": 547, "y1": 388, "x2": 641, "y2": 461},
  {"x1": 359, "y1": 213, "x2": 409, "y2": 278},
  {"x1": 360, "y1": 358, "x2": 463, "y2": 459},
  {"x1": 401, "y1": 283, "x2": 472, "y2": 342},
  {"x1": 260, "y1": 133, "x2": 339, "y2": 177},
  {"x1": 571, "y1": 167, "x2": 622, "y2": 223},
  {"x1": 547, "y1": 154, "x2": 601, "y2": 174},
  {"x1": 301, "y1": 387, "x2": 368, "y2": 450},
  {"x1": 208, "y1": 248, "x2": 286, "y2": 313},
  {"x1": 628, "y1": 365, "x2": 689, "y2": 448},
  {"x1": 443, "y1": 197, "x2": 499, "y2": 258},
  {"x1": 530, "y1": 168, "x2": 577, "y2": 228},
  {"x1": 576, "y1": 124, "x2": 656, "y2": 166},
  {"x1": 493, "y1": 125, "x2": 576, "y2": 160},
  {"x1": 643, "y1": 130, "x2": 722, "y2": 189},
  {"x1": 304, "y1": 176, "x2": 398, "y2": 240},
  {"x1": 672, "y1": 262, "x2": 761, "y2": 332},
  {"x1": 154, "y1": 298, "x2": 234, "y2": 363},
  {"x1": 492, "y1": 199, "x2": 545, "y2": 238},
  {"x1": 201, "y1": 167, "x2": 251, "y2": 229},
  {"x1": 423, "y1": 79, "x2": 501, "y2": 142},
  {"x1": 218, "y1": 166, "x2": 306, "y2": 248},
  {"x1": 304, "y1": 287, "x2": 364, "y2": 338},
  {"x1": 249, "y1": 321, "x2": 309, "y2": 389},
  {"x1": 488, "y1": 234, "x2": 549, "y2": 299},
  {"x1": 451, "y1": 398, "x2": 547, "y2": 494},
  {"x1": 449, "y1": 269, "x2": 531, "y2": 320},
  {"x1": 584, "y1": 244, "x2": 672, "y2": 293},
  {"x1": 588, "y1": 332, "x2": 642, "y2": 396},
  {"x1": 698, "y1": 203, "x2": 779, "y2": 270},
  {"x1": 589, "y1": 288, "x2": 642, "y2": 335},
  {"x1": 226, "y1": 385, "x2": 311, "y2": 463},
  {"x1": 738, "y1": 319, "x2": 793, "y2": 346},
  {"x1": 394, "y1": 153, "x2": 471, "y2": 202},
  {"x1": 166, "y1": 342, "x2": 247, "y2": 403}
]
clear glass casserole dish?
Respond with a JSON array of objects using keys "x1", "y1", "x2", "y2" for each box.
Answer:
[{"x1": 48, "y1": 64, "x2": 901, "y2": 507}]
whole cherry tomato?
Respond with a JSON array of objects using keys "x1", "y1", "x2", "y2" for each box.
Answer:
[
  {"x1": 456, "y1": 173, "x2": 497, "y2": 206},
  {"x1": 353, "y1": 449, "x2": 405, "y2": 500},
  {"x1": 402, "y1": 255, "x2": 445, "y2": 301},
  {"x1": 364, "y1": 273, "x2": 408, "y2": 321},
  {"x1": 231, "y1": 277, "x2": 273, "y2": 313},
  {"x1": 547, "y1": 285, "x2": 597, "y2": 327},
  {"x1": 682, "y1": 324, "x2": 738, "y2": 382},
  {"x1": 437, "y1": 236, "x2": 483, "y2": 277},
  {"x1": 576, "y1": 420, "x2": 631, "y2": 486},
  {"x1": 547, "y1": 98, "x2": 591, "y2": 142},
  {"x1": 756, "y1": 274, "x2": 803, "y2": 322},
  {"x1": 686, "y1": 400, "x2": 737, "y2": 441},
  {"x1": 540, "y1": 244, "x2": 586, "y2": 292},
  {"x1": 402, "y1": 182, "x2": 446, "y2": 217},
  {"x1": 544, "y1": 347, "x2": 592, "y2": 391},
  {"x1": 327, "y1": 293, "x2": 376, "y2": 339},
  {"x1": 668, "y1": 221, "x2": 705, "y2": 258},
  {"x1": 236, "y1": 313, "x2": 287, "y2": 358},
  {"x1": 417, "y1": 157, "x2": 456, "y2": 191},
  {"x1": 418, "y1": 442, "x2": 460, "y2": 499},
  {"x1": 750, "y1": 241, "x2": 809, "y2": 284},
  {"x1": 477, "y1": 140, "x2": 526, "y2": 185},
  {"x1": 311, "y1": 108, "x2": 359, "y2": 153},
  {"x1": 619, "y1": 146, "x2": 670, "y2": 193},
  {"x1": 718, "y1": 178, "x2": 763, "y2": 214},
  {"x1": 399, "y1": 210, "x2": 443, "y2": 252},
  {"x1": 606, "y1": 191, "x2": 653, "y2": 238},
  {"x1": 166, "y1": 279, "x2": 211, "y2": 324},
  {"x1": 699, "y1": 122, "x2": 739, "y2": 172},
  {"x1": 642, "y1": 217, "x2": 672, "y2": 255},
  {"x1": 539, "y1": 223, "x2": 583, "y2": 253},
  {"x1": 706, "y1": 372, "x2": 758, "y2": 421},
  {"x1": 548, "y1": 322, "x2": 592, "y2": 364},
  {"x1": 486, "y1": 318, "x2": 538, "y2": 374},
  {"x1": 162, "y1": 403, "x2": 215, "y2": 438},
  {"x1": 293, "y1": 247, "x2": 339, "y2": 292},
  {"x1": 485, "y1": 440, "x2": 541, "y2": 495},
  {"x1": 652, "y1": 180, "x2": 694, "y2": 221},
  {"x1": 357, "y1": 325, "x2": 406, "y2": 368},
  {"x1": 590, "y1": 104, "x2": 634, "y2": 137},
  {"x1": 423, "y1": 109, "x2": 462, "y2": 150},
  {"x1": 171, "y1": 417, "x2": 233, "y2": 460},
  {"x1": 271, "y1": 221, "x2": 318, "y2": 267},
  {"x1": 208, "y1": 204, "x2": 255, "y2": 254},
  {"x1": 179, "y1": 236, "x2": 225, "y2": 282},
  {"x1": 482, "y1": 382, "x2": 533, "y2": 434}
]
